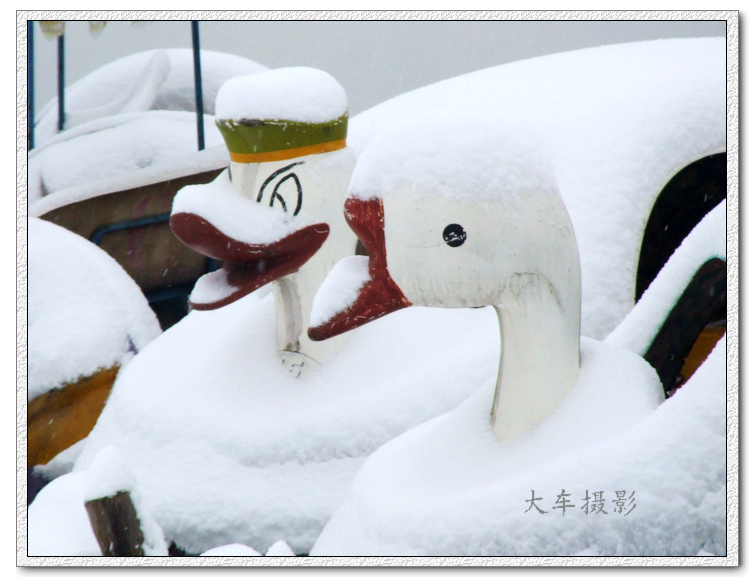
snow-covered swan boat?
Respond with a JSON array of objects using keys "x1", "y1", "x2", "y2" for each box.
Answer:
[{"x1": 308, "y1": 113, "x2": 726, "y2": 557}]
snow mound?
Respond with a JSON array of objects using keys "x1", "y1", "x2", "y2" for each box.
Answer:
[
  {"x1": 83, "y1": 445, "x2": 136, "y2": 501},
  {"x1": 216, "y1": 67, "x2": 347, "y2": 123},
  {"x1": 201, "y1": 544, "x2": 262, "y2": 556},
  {"x1": 67, "y1": 295, "x2": 500, "y2": 555},
  {"x1": 311, "y1": 337, "x2": 724, "y2": 556},
  {"x1": 27, "y1": 472, "x2": 102, "y2": 556},
  {"x1": 265, "y1": 540, "x2": 296, "y2": 556},
  {"x1": 34, "y1": 48, "x2": 267, "y2": 144},
  {"x1": 27, "y1": 218, "x2": 161, "y2": 401}
]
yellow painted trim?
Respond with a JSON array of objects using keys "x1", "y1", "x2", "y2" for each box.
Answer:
[{"x1": 229, "y1": 138, "x2": 347, "y2": 163}]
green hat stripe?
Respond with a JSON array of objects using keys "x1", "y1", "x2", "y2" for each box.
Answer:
[{"x1": 216, "y1": 114, "x2": 349, "y2": 156}]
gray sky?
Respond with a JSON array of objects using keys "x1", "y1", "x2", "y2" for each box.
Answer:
[{"x1": 29, "y1": 18, "x2": 726, "y2": 118}]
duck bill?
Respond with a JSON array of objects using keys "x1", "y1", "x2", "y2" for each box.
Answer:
[
  {"x1": 308, "y1": 197, "x2": 411, "y2": 341},
  {"x1": 170, "y1": 211, "x2": 329, "y2": 310}
]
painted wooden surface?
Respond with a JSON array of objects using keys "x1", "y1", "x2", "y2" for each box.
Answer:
[
  {"x1": 678, "y1": 322, "x2": 726, "y2": 391},
  {"x1": 27, "y1": 365, "x2": 119, "y2": 467},
  {"x1": 40, "y1": 168, "x2": 223, "y2": 293},
  {"x1": 85, "y1": 490, "x2": 146, "y2": 556},
  {"x1": 644, "y1": 258, "x2": 726, "y2": 396}
]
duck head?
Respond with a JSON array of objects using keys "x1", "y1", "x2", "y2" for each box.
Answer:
[
  {"x1": 309, "y1": 114, "x2": 582, "y2": 439},
  {"x1": 171, "y1": 68, "x2": 357, "y2": 370}
]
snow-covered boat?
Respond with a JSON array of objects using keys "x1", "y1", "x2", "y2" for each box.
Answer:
[{"x1": 26, "y1": 37, "x2": 728, "y2": 557}]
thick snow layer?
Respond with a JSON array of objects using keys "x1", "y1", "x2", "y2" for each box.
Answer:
[
  {"x1": 348, "y1": 38, "x2": 725, "y2": 339},
  {"x1": 34, "y1": 48, "x2": 266, "y2": 144},
  {"x1": 27, "y1": 472, "x2": 102, "y2": 556},
  {"x1": 28, "y1": 111, "x2": 223, "y2": 204},
  {"x1": 59, "y1": 294, "x2": 500, "y2": 555},
  {"x1": 215, "y1": 67, "x2": 347, "y2": 123},
  {"x1": 27, "y1": 219, "x2": 161, "y2": 401},
  {"x1": 83, "y1": 445, "x2": 136, "y2": 501},
  {"x1": 29, "y1": 145, "x2": 229, "y2": 218},
  {"x1": 310, "y1": 255, "x2": 371, "y2": 328},
  {"x1": 172, "y1": 169, "x2": 306, "y2": 245},
  {"x1": 350, "y1": 112, "x2": 555, "y2": 204},
  {"x1": 311, "y1": 336, "x2": 724, "y2": 556},
  {"x1": 606, "y1": 201, "x2": 726, "y2": 355}
]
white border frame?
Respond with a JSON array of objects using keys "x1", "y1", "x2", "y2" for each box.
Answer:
[{"x1": 16, "y1": 9, "x2": 739, "y2": 568}]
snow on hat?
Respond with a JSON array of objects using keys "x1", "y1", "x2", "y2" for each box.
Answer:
[{"x1": 215, "y1": 67, "x2": 348, "y2": 163}]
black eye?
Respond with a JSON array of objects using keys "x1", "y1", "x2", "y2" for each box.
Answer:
[{"x1": 443, "y1": 224, "x2": 466, "y2": 247}]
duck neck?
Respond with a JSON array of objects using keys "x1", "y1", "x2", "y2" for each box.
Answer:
[{"x1": 491, "y1": 279, "x2": 581, "y2": 441}]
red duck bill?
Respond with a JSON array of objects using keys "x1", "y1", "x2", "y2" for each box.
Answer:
[
  {"x1": 308, "y1": 197, "x2": 411, "y2": 341},
  {"x1": 170, "y1": 212, "x2": 329, "y2": 310}
]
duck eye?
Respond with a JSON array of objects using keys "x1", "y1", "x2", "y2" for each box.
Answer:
[
  {"x1": 443, "y1": 223, "x2": 467, "y2": 247},
  {"x1": 257, "y1": 161, "x2": 305, "y2": 216}
]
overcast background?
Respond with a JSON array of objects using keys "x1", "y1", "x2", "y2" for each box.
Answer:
[{"x1": 29, "y1": 18, "x2": 726, "y2": 117}]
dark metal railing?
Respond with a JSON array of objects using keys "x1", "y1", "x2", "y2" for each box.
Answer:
[{"x1": 191, "y1": 21, "x2": 205, "y2": 151}]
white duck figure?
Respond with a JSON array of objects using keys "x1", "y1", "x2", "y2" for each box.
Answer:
[
  {"x1": 307, "y1": 114, "x2": 685, "y2": 555},
  {"x1": 171, "y1": 67, "x2": 358, "y2": 372},
  {"x1": 310, "y1": 113, "x2": 662, "y2": 441}
]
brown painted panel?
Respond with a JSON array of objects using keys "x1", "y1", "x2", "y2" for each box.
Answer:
[
  {"x1": 85, "y1": 491, "x2": 146, "y2": 556},
  {"x1": 39, "y1": 168, "x2": 224, "y2": 293}
]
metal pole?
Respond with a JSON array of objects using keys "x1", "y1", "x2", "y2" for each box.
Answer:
[
  {"x1": 28, "y1": 21, "x2": 34, "y2": 149},
  {"x1": 191, "y1": 21, "x2": 205, "y2": 151},
  {"x1": 57, "y1": 32, "x2": 65, "y2": 132}
]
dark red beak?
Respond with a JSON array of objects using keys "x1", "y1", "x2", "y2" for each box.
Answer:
[
  {"x1": 307, "y1": 197, "x2": 410, "y2": 341},
  {"x1": 170, "y1": 212, "x2": 329, "y2": 310}
]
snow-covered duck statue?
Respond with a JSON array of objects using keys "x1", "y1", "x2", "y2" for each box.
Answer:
[
  {"x1": 170, "y1": 66, "x2": 358, "y2": 373},
  {"x1": 303, "y1": 113, "x2": 726, "y2": 556},
  {"x1": 28, "y1": 73, "x2": 499, "y2": 557}
]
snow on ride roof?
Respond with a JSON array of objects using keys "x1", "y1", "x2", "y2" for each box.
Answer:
[
  {"x1": 172, "y1": 169, "x2": 306, "y2": 245},
  {"x1": 34, "y1": 48, "x2": 267, "y2": 145},
  {"x1": 215, "y1": 67, "x2": 348, "y2": 123},
  {"x1": 348, "y1": 38, "x2": 726, "y2": 339},
  {"x1": 311, "y1": 335, "x2": 725, "y2": 556},
  {"x1": 349, "y1": 111, "x2": 556, "y2": 203},
  {"x1": 28, "y1": 218, "x2": 161, "y2": 401},
  {"x1": 605, "y1": 200, "x2": 726, "y2": 355},
  {"x1": 28, "y1": 111, "x2": 224, "y2": 207}
]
